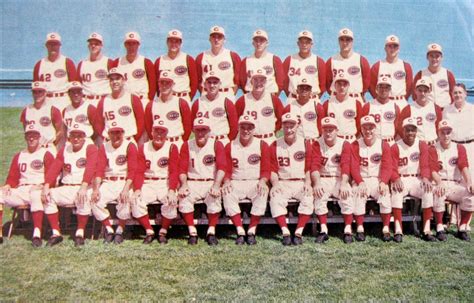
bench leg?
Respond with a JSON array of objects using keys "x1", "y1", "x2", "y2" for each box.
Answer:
[{"x1": 8, "y1": 208, "x2": 18, "y2": 239}]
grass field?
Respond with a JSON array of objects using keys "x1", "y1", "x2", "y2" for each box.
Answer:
[{"x1": 1, "y1": 107, "x2": 473, "y2": 301}]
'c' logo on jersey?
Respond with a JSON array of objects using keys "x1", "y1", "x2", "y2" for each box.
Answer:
[
  {"x1": 75, "y1": 114, "x2": 88, "y2": 123},
  {"x1": 448, "y1": 157, "x2": 458, "y2": 166},
  {"x1": 40, "y1": 116, "x2": 51, "y2": 127},
  {"x1": 212, "y1": 107, "x2": 225, "y2": 118},
  {"x1": 394, "y1": 70, "x2": 405, "y2": 80},
  {"x1": 116, "y1": 155, "x2": 127, "y2": 166},
  {"x1": 294, "y1": 151, "x2": 305, "y2": 162},
  {"x1": 174, "y1": 65, "x2": 188, "y2": 75},
  {"x1": 262, "y1": 65, "x2": 273, "y2": 75},
  {"x1": 437, "y1": 79, "x2": 448, "y2": 89},
  {"x1": 218, "y1": 61, "x2": 231, "y2": 70},
  {"x1": 331, "y1": 154, "x2": 341, "y2": 164},
  {"x1": 31, "y1": 160, "x2": 43, "y2": 170},
  {"x1": 95, "y1": 69, "x2": 108, "y2": 79},
  {"x1": 343, "y1": 109, "x2": 356, "y2": 119},
  {"x1": 76, "y1": 158, "x2": 87, "y2": 168},
  {"x1": 347, "y1": 66, "x2": 360, "y2": 75},
  {"x1": 132, "y1": 69, "x2": 145, "y2": 79},
  {"x1": 203, "y1": 154, "x2": 215, "y2": 166},
  {"x1": 261, "y1": 106, "x2": 274, "y2": 117},
  {"x1": 425, "y1": 113, "x2": 436, "y2": 122},
  {"x1": 157, "y1": 157, "x2": 169, "y2": 168},
  {"x1": 54, "y1": 69, "x2": 67, "y2": 78},
  {"x1": 409, "y1": 152, "x2": 420, "y2": 162},
  {"x1": 370, "y1": 153, "x2": 382, "y2": 164},
  {"x1": 118, "y1": 106, "x2": 132, "y2": 116},
  {"x1": 166, "y1": 111, "x2": 180, "y2": 121},
  {"x1": 384, "y1": 111, "x2": 395, "y2": 121},
  {"x1": 305, "y1": 65, "x2": 317, "y2": 75},
  {"x1": 248, "y1": 154, "x2": 261, "y2": 165},
  {"x1": 304, "y1": 111, "x2": 317, "y2": 121}
]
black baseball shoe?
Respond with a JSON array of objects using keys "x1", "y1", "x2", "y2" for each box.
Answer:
[
  {"x1": 114, "y1": 233, "x2": 124, "y2": 244},
  {"x1": 143, "y1": 234, "x2": 155, "y2": 244},
  {"x1": 457, "y1": 231, "x2": 471, "y2": 242},
  {"x1": 235, "y1": 235, "x2": 245, "y2": 245},
  {"x1": 246, "y1": 234, "x2": 257, "y2": 245},
  {"x1": 422, "y1": 233, "x2": 437, "y2": 242},
  {"x1": 188, "y1": 235, "x2": 198, "y2": 245},
  {"x1": 382, "y1": 233, "x2": 391, "y2": 242},
  {"x1": 74, "y1": 236, "x2": 85, "y2": 247},
  {"x1": 0, "y1": 236, "x2": 3, "y2": 244},
  {"x1": 393, "y1": 234, "x2": 403, "y2": 243},
  {"x1": 158, "y1": 234, "x2": 168, "y2": 245},
  {"x1": 206, "y1": 234, "x2": 218, "y2": 246},
  {"x1": 32, "y1": 237, "x2": 42, "y2": 248},
  {"x1": 436, "y1": 231, "x2": 447, "y2": 242},
  {"x1": 46, "y1": 235, "x2": 63, "y2": 247},
  {"x1": 103, "y1": 232, "x2": 114, "y2": 244},
  {"x1": 355, "y1": 232, "x2": 366, "y2": 242},
  {"x1": 343, "y1": 233, "x2": 353, "y2": 244},
  {"x1": 281, "y1": 235, "x2": 292, "y2": 246},
  {"x1": 315, "y1": 232, "x2": 329, "y2": 244}
]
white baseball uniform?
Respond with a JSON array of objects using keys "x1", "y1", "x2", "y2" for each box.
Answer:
[
  {"x1": 62, "y1": 102, "x2": 97, "y2": 138},
  {"x1": 20, "y1": 103, "x2": 62, "y2": 148},
  {"x1": 399, "y1": 102, "x2": 442, "y2": 143},
  {"x1": 285, "y1": 99, "x2": 324, "y2": 140},
  {"x1": 283, "y1": 53, "x2": 326, "y2": 99},
  {"x1": 361, "y1": 100, "x2": 400, "y2": 143},
  {"x1": 326, "y1": 52, "x2": 370, "y2": 97},
  {"x1": 78, "y1": 56, "x2": 112, "y2": 105},
  {"x1": 240, "y1": 52, "x2": 284, "y2": 94},
  {"x1": 414, "y1": 68, "x2": 455, "y2": 108},
  {"x1": 323, "y1": 95, "x2": 363, "y2": 141}
]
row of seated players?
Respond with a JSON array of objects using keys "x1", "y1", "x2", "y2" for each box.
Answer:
[
  {"x1": 34, "y1": 28, "x2": 456, "y2": 113},
  {"x1": 1, "y1": 111, "x2": 473, "y2": 247}
]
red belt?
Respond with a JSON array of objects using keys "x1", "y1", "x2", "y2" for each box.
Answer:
[
  {"x1": 254, "y1": 133, "x2": 274, "y2": 139},
  {"x1": 401, "y1": 174, "x2": 419, "y2": 177},
  {"x1": 18, "y1": 184, "x2": 40, "y2": 187},
  {"x1": 105, "y1": 176, "x2": 126, "y2": 181},
  {"x1": 219, "y1": 88, "x2": 230, "y2": 92},
  {"x1": 168, "y1": 136, "x2": 181, "y2": 142},
  {"x1": 188, "y1": 178, "x2": 213, "y2": 181},
  {"x1": 441, "y1": 178, "x2": 459, "y2": 182},
  {"x1": 320, "y1": 175, "x2": 337, "y2": 178},
  {"x1": 47, "y1": 92, "x2": 65, "y2": 97},
  {"x1": 172, "y1": 92, "x2": 190, "y2": 97},
  {"x1": 145, "y1": 177, "x2": 167, "y2": 181},
  {"x1": 389, "y1": 96, "x2": 405, "y2": 101},
  {"x1": 338, "y1": 134, "x2": 355, "y2": 140},
  {"x1": 282, "y1": 178, "x2": 305, "y2": 181},
  {"x1": 86, "y1": 95, "x2": 103, "y2": 100},
  {"x1": 290, "y1": 93, "x2": 318, "y2": 99},
  {"x1": 62, "y1": 183, "x2": 82, "y2": 186},
  {"x1": 211, "y1": 135, "x2": 226, "y2": 140},
  {"x1": 453, "y1": 139, "x2": 474, "y2": 144}
]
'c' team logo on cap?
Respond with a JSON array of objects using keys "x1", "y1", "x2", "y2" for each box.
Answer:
[
  {"x1": 262, "y1": 65, "x2": 273, "y2": 75},
  {"x1": 54, "y1": 69, "x2": 67, "y2": 78},
  {"x1": 343, "y1": 109, "x2": 356, "y2": 119},
  {"x1": 174, "y1": 65, "x2": 188, "y2": 75},
  {"x1": 218, "y1": 61, "x2": 231, "y2": 70},
  {"x1": 31, "y1": 160, "x2": 43, "y2": 170},
  {"x1": 76, "y1": 158, "x2": 87, "y2": 168},
  {"x1": 50, "y1": 34, "x2": 56, "y2": 39},
  {"x1": 203, "y1": 154, "x2": 215, "y2": 166},
  {"x1": 323, "y1": 118, "x2": 331, "y2": 123},
  {"x1": 370, "y1": 153, "x2": 382, "y2": 164},
  {"x1": 305, "y1": 65, "x2": 317, "y2": 74},
  {"x1": 248, "y1": 154, "x2": 261, "y2": 165},
  {"x1": 118, "y1": 106, "x2": 132, "y2": 116},
  {"x1": 304, "y1": 111, "x2": 317, "y2": 121},
  {"x1": 449, "y1": 157, "x2": 458, "y2": 166},
  {"x1": 213, "y1": 27, "x2": 219, "y2": 31},
  {"x1": 409, "y1": 152, "x2": 420, "y2": 162},
  {"x1": 116, "y1": 155, "x2": 127, "y2": 166},
  {"x1": 132, "y1": 69, "x2": 145, "y2": 79},
  {"x1": 294, "y1": 151, "x2": 305, "y2": 162},
  {"x1": 331, "y1": 154, "x2": 341, "y2": 164},
  {"x1": 343, "y1": 30, "x2": 348, "y2": 34},
  {"x1": 95, "y1": 69, "x2": 108, "y2": 79},
  {"x1": 394, "y1": 70, "x2": 405, "y2": 80},
  {"x1": 212, "y1": 107, "x2": 225, "y2": 117},
  {"x1": 40, "y1": 116, "x2": 51, "y2": 126},
  {"x1": 166, "y1": 111, "x2": 180, "y2": 121},
  {"x1": 437, "y1": 79, "x2": 448, "y2": 89},
  {"x1": 384, "y1": 111, "x2": 395, "y2": 121},
  {"x1": 158, "y1": 157, "x2": 169, "y2": 168},
  {"x1": 348, "y1": 66, "x2": 360, "y2": 75},
  {"x1": 425, "y1": 113, "x2": 436, "y2": 122},
  {"x1": 261, "y1": 106, "x2": 274, "y2": 117},
  {"x1": 129, "y1": 33, "x2": 135, "y2": 38},
  {"x1": 75, "y1": 114, "x2": 88, "y2": 123},
  {"x1": 172, "y1": 31, "x2": 178, "y2": 35}
]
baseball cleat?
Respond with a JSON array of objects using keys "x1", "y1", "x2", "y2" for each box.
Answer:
[
  {"x1": 393, "y1": 234, "x2": 403, "y2": 243},
  {"x1": 235, "y1": 235, "x2": 245, "y2": 245},
  {"x1": 46, "y1": 235, "x2": 63, "y2": 247},
  {"x1": 422, "y1": 233, "x2": 437, "y2": 242},
  {"x1": 32, "y1": 237, "x2": 43, "y2": 248},
  {"x1": 355, "y1": 232, "x2": 366, "y2": 242},
  {"x1": 206, "y1": 234, "x2": 218, "y2": 246},
  {"x1": 158, "y1": 234, "x2": 168, "y2": 245},
  {"x1": 188, "y1": 235, "x2": 198, "y2": 245},
  {"x1": 382, "y1": 233, "x2": 391, "y2": 242},
  {"x1": 343, "y1": 233, "x2": 353, "y2": 244},
  {"x1": 0, "y1": 237, "x2": 3, "y2": 244},
  {"x1": 292, "y1": 235, "x2": 303, "y2": 245},
  {"x1": 142, "y1": 234, "x2": 155, "y2": 244},
  {"x1": 246, "y1": 234, "x2": 257, "y2": 245},
  {"x1": 103, "y1": 232, "x2": 114, "y2": 244},
  {"x1": 281, "y1": 235, "x2": 292, "y2": 246},
  {"x1": 113, "y1": 233, "x2": 124, "y2": 244},
  {"x1": 315, "y1": 232, "x2": 329, "y2": 244},
  {"x1": 436, "y1": 231, "x2": 447, "y2": 242},
  {"x1": 457, "y1": 231, "x2": 471, "y2": 242},
  {"x1": 74, "y1": 236, "x2": 85, "y2": 247}
]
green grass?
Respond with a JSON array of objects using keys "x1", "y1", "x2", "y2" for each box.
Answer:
[{"x1": 1, "y1": 107, "x2": 473, "y2": 301}]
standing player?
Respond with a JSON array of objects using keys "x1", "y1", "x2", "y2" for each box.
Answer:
[
  {"x1": 133, "y1": 122, "x2": 179, "y2": 244},
  {"x1": 91, "y1": 126, "x2": 138, "y2": 244},
  {"x1": 322, "y1": 72, "x2": 363, "y2": 143},
  {"x1": 235, "y1": 69, "x2": 283, "y2": 144},
  {"x1": 369, "y1": 35, "x2": 413, "y2": 109},
  {"x1": 399, "y1": 77, "x2": 442, "y2": 146},
  {"x1": 20, "y1": 81, "x2": 63, "y2": 151},
  {"x1": 196, "y1": 26, "x2": 241, "y2": 101},
  {"x1": 283, "y1": 30, "x2": 326, "y2": 101},
  {"x1": 312, "y1": 117, "x2": 354, "y2": 243},
  {"x1": 390, "y1": 118, "x2": 433, "y2": 242},
  {"x1": 41, "y1": 124, "x2": 98, "y2": 246},
  {"x1": 191, "y1": 72, "x2": 238, "y2": 145},
  {"x1": 33, "y1": 32, "x2": 78, "y2": 111},
  {"x1": 325, "y1": 28, "x2": 370, "y2": 99},
  {"x1": 430, "y1": 120, "x2": 473, "y2": 241},
  {"x1": 284, "y1": 77, "x2": 324, "y2": 141},
  {"x1": 351, "y1": 116, "x2": 392, "y2": 241},
  {"x1": 144, "y1": 71, "x2": 191, "y2": 147},
  {"x1": 112, "y1": 32, "x2": 156, "y2": 108},
  {"x1": 222, "y1": 115, "x2": 271, "y2": 245},
  {"x1": 240, "y1": 29, "x2": 284, "y2": 96},
  {"x1": 154, "y1": 29, "x2": 198, "y2": 104},
  {"x1": 178, "y1": 118, "x2": 227, "y2": 245},
  {"x1": 361, "y1": 76, "x2": 401, "y2": 144},
  {"x1": 269, "y1": 113, "x2": 318, "y2": 246},
  {"x1": 413, "y1": 43, "x2": 456, "y2": 108},
  {"x1": 77, "y1": 32, "x2": 113, "y2": 106},
  {"x1": 0, "y1": 124, "x2": 55, "y2": 247}
]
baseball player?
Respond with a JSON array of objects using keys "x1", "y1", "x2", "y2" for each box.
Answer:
[
  {"x1": 62, "y1": 81, "x2": 98, "y2": 141},
  {"x1": 77, "y1": 32, "x2": 113, "y2": 106},
  {"x1": 284, "y1": 77, "x2": 324, "y2": 141},
  {"x1": 91, "y1": 126, "x2": 138, "y2": 244},
  {"x1": 112, "y1": 32, "x2": 156, "y2": 108},
  {"x1": 154, "y1": 29, "x2": 198, "y2": 104},
  {"x1": 222, "y1": 115, "x2": 271, "y2": 245},
  {"x1": 0, "y1": 124, "x2": 55, "y2": 247},
  {"x1": 20, "y1": 81, "x2": 63, "y2": 152},
  {"x1": 240, "y1": 29, "x2": 284, "y2": 95},
  {"x1": 413, "y1": 43, "x2": 456, "y2": 108},
  {"x1": 191, "y1": 71, "x2": 238, "y2": 146},
  {"x1": 322, "y1": 72, "x2": 363, "y2": 143},
  {"x1": 369, "y1": 35, "x2": 413, "y2": 109},
  {"x1": 361, "y1": 75, "x2": 401, "y2": 144},
  {"x1": 269, "y1": 113, "x2": 318, "y2": 246},
  {"x1": 429, "y1": 120, "x2": 473, "y2": 242},
  {"x1": 351, "y1": 115, "x2": 392, "y2": 241},
  {"x1": 40, "y1": 124, "x2": 98, "y2": 246},
  {"x1": 312, "y1": 117, "x2": 354, "y2": 244},
  {"x1": 399, "y1": 77, "x2": 442, "y2": 146},
  {"x1": 283, "y1": 30, "x2": 326, "y2": 101},
  {"x1": 390, "y1": 117, "x2": 433, "y2": 243},
  {"x1": 178, "y1": 118, "x2": 227, "y2": 245},
  {"x1": 95, "y1": 68, "x2": 144, "y2": 143},
  {"x1": 196, "y1": 26, "x2": 241, "y2": 101},
  {"x1": 235, "y1": 69, "x2": 284, "y2": 145},
  {"x1": 144, "y1": 71, "x2": 191, "y2": 148},
  {"x1": 325, "y1": 28, "x2": 370, "y2": 99},
  {"x1": 133, "y1": 122, "x2": 179, "y2": 244},
  {"x1": 33, "y1": 32, "x2": 78, "y2": 111}
]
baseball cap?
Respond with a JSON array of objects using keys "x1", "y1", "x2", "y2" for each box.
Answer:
[
  {"x1": 193, "y1": 117, "x2": 211, "y2": 129},
  {"x1": 415, "y1": 76, "x2": 432, "y2": 89},
  {"x1": 334, "y1": 72, "x2": 349, "y2": 83},
  {"x1": 68, "y1": 81, "x2": 83, "y2": 91},
  {"x1": 204, "y1": 71, "x2": 221, "y2": 82},
  {"x1": 402, "y1": 117, "x2": 417, "y2": 128},
  {"x1": 69, "y1": 123, "x2": 88, "y2": 135},
  {"x1": 152, "y1": 120, "x2": 168, "y2": 131},
  {"x1": 238, "y1": 114, "x2": 256, "y2": 126},
  {"x1": 427, "y1": 43, "x2": 443, "y2": 55},
  {"x1": 298, "y1": 30, "x2": 313, "y2": 41},
  {"x1": 338, "y1": 28, "x2": 353, "y2": 39},
  {"x1": 87, "y1": 32, "x2": 103, "y2": 43},
  {"x1": 167, "y1": 29, "x2": 183, "y2": 40},
  {"x1": 158, "y1": 70, "x2": 174, "y2": 82},
  {"x1": 297, "y1": 77, "x2": 312, "y2": 88},
  {"x1": 124, "y1": 31, "x2": 141, "y2": 43},
  {"x1": 252, "y1": 29, "x2": 268, "y2": 40},
  {"x1": 251, "y1": 69, "x2": 267, "y2": 80},
  {"x1": 377, "y1": 75, "x2": 392, "y2": 86},
  {"x1": 46, "y1": 32, "x2": 61, "y2": 43},
  {"x1": 321, "y1": 117, "x2": 338, "y2": 129},
  {"x1": 281, "y1": 112, "x2": 299, "y2": 124},
  {"x1": 108, "y1": 125, "x2": 124, "y2": 132},
  {"x1": 360, "y1": 115, "x2": 376, "y2": 126},
  {"x1": 24, "y1": 123, "x2": 41, "y2": 134},
  {"x1": 385, "y1": 35, "x2": 400, "y2": 45},
  {"x1": 108, "y1": 67, "x2": 125, "y2": 78},
  {"x1": 437, "y1": 119, "x2": 453, "y2": 131},
  {"x1": 31, "y1": 81, "x2": 47, "y2": 91},
  {"x1": 210, "y1": 26, "x2": 225, "y2": 36}
]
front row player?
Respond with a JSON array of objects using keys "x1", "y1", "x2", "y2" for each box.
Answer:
[{"x1": 178, "y1": 118, "x2": 227, "y2": 245}]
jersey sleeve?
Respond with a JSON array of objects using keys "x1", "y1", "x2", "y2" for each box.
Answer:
[
  {"x1": 82, "y1": 144, "x2": 98, "y2": 184},
  {"x1": 340, "y1": 141, "x2": 352, "y2": 176},
  {"x1": 235, "y1": 95, "x2": 246, "y2": 117},
  {"x1": 316, "y1": 103, "x2": 325, "y2": 135},
  {"x1": 273, "y1": 55, "x2": 285, "y2": 93},
  {"x1": 154, "y1": 57, "x2": 161, "y2": 96},
  {"x1": 311, "y1": 141, "x2": 322, "y2": 172},
  {"x1": 325, "y1": 57, "x2": 333, "y2": 94},
  {"x1": 369, "y1": 61, "x2": 380, "y2": 99},
  {"x1": 305, "y1": 140, "x2": 317, "y2": 173},
  {"x1": 230, "y1": 51, "x2": 242, "y2": 89},
  {"x1": 412, "y1": 71, "x2": 422, "y2": 101},
  {"x1": 126, "y1": 143, "x2": 138, "y2": 181},
  {"x1": 95, "y1": 144, "x2": 107, "y2": 179},
  {"x1": 269, "y1": 141, "x2": 279, "y2": 174},
  {"x1": 5, "y1": 153, "x2": 21, "y2": 188},
  {"x1": 87, "y1": 105, "x2": 99, "y2": 138},
  {"x1": 131, "y1": 95, "x2": 145, "y2": 142},
  {"x1": 178, "y1": 142, "x2": 190, "y2": 176},
  {"x1": 66, "y1": 58, "x2": 78, "y2": 81},
  {"x1": 316, "y1": 56, "x2": 327, "y2": 96},
  {"x1": 179, "y1": 98, "x2": 192, "y2": 141},
  {"x1": 457, "y1": 144, "x2": 469, "y2": 170},
  {"x1": 187, "y1": 55, "x2": 199, "y2": 99},
  {"x1": 419, "y1": 141, "x2": 431, "y2": 179},
  {"x1": 428, "y1": 145, "x2": 440, "y2": 173},
  {"x1": 379, "y1": 141, "x2": 392, "y2": 183},
  {"x1": 224, "y1": 143, "x2": 233, "y2": 179},
  {"x1": 403, "y1": 61, "x2": 414, "y2": 100},
  {"x1": 225, "y1": 99, "x2": 238, "y2": 140},
  {"x1": 145, "y1": 58, "x2": 157, "y2": 100},
  {"x1": 168, "y1": 144, "x2": 180, "y2": 190},
  {"x1": 447, "y1": 70, "x2": 456, "y2": 104},
  {"x1": 282, "y1": 56, "x2": 291, "y2": 95},
  {"x1": 350, "y1": 141, "x2": 363, "y2": 184},
  {"x1": 20, "y1": 107, "x2": 27, "y2": 127},
  {"x1": 390, "y1": 143, "x2": 400, "y2": 181},
  {"x1": 43, "y1": 151, "x2": 55, "y2": 179},
  {"x1": 239, "y1": 58, "x2": 248, "y2": 93},
  {"x1": 134, "y1": 144, "x2": 146, "y2": 190},
  {"x1": 95, "y1": 98, "x2": 105, "y2": 138},
  {"x1": 214, "y1": 141, "x2": 227, "y2": 172},
  {"x1": 260, "y1": 141, "x2": 271, "y2": 180},
  {"x1": 144, "y1": 101, "x2": 154, "y2": 140},
  {"x1": 33, "y1": 60, "x2": 41, "y2": 82},
  {"x1": 272, "y1": 95, "x2": 284, "y2": 131},
  {"x1": 360, "y1": 56, "x2": 371, "y2": 95},
  {"x1": 45, "y1": 147, "x2": 65, "y2": 186}
]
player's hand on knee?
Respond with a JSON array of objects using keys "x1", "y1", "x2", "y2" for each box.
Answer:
[
  {"x1": 1, "y1": 185, "x2": 11, "y2": 196},
  {"x1": 209, "y1": 184, "x2": 221, "y2": 198},
  {"x1": 221, "y1": 180, "x2": 232, "y2": 196},
  {"x1": 178, "y1": 185, "x2": 190, "y2": 199},
  {"x1": 313, "y1": 184, "x2": 325, "y2": 199},
  {"x1": 90, "y1": 189, "x2": 100, "y2": 204},
  {"x1": 131, "y1": 190, "x2": 141, "y2": 205},
  {"x1": 75, "y1": 186, "x2": 88, "y2": 206},
  {"x1": 167, "y1": 190, "x2": 178, "y2": 206},
  {"x1": 257, "y1": 179, "x2": 269, "y2": 197},
  {"x1": 379, "y1": 182, "x2": 389, "y2": 196},
  {"x1": 119, "y1": 189, "x2": 130, "y2": 204},
  {"x1": 434, "y1": 182, "x2": 447, "y2": 197},
  {"x1": 357, "y1": 182, "x2": 368, "y2": 198},
  {"x1": 391, "y1": 179, "x2": 404, "y2": 193},
  {"x1": 467, "y1": 183, "x2": 474, "y2": 195},
  {"x1": 421, "y1": 178, "x2": 433, "y2": 193},
  {"x1": 270, "y1": 184, "x2": 282, "y2": 197},
  {"x1": 41, "y1": 187, "x2": 50, "y2": 204},
  {"x1": 339, "y1": 182, "x2": 351, "y2": 200}
]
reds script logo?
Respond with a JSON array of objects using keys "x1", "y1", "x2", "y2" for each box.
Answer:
[
  {"x1": 394, "y1": 70, "x2": 405, "y2": 80},
  {"x1": 76, "y1": 158, "x2": 87, "y2": 168},
  {"x1": 331, "y1": 154, "x2": 341, "y2": 164},
  {"x1": 409, "y1": 152, "x2": 420, "y2": 162},
  {"x1": 218, "y1": 61, "x2": 231, "y2": 70},
  {"x1": 343, "y1": 109, "x2": 356, "y2": 119},
  {"x1": 174, "y1": 66, "x2": 188, "y2": 75},
  {"x1": 261, "y1": 106, "x2": 274, "y2": 117},
  {"x1": 294, "y1": 151, "x2": 305, "y2": 162},
  {"x1": 304, "y1": 111, "x2": 317, "y2": 121},
  {"x1": 347, "y1": 66, "x2": 360, "y2": 75},
  {"x1": 262, "y1": 65, "x2": 273, "y2": 75},
  {"x1": 425, "y1": 113, "x2": 436, "y2": 122},
  {"x1": 166, "y1": 111, "x2": 180, "y2": 121},
  {"x1": 203, "y1": 154, "x2": 215, "y2": 166},
  {"x1": 370, "y1": 153, "x2": 382, "y2": 164},
  {"x1": 95, "y1": 69, "x2": 108, "y2": 79},
  {"x1": 115, "y1": 155, "x2": 127, "y2": 166},
  {"x1": 384, "y1": 111, "x2": 396, "y2": 121},
  {"x1": 54, "y1": 69, "x2": 67, "y2": 78},
  {"x1": 448, "y1": 157, "x2": 458, "y2": 166},
  {"x1": 212, "y1": 107, "x2": 225, "y2": 117},
  {"x1": 40, "y1": 116, "x2": 51, "y2": 127},
  {"x1": 248, "y1": 154, "x2": 261, "y2": 165},
  {"x1": 74, "y1": 114, "x2": 88, "y2": 123},
  {"x1": 118, "y1": 106, "x2": 132, "y2": 116},
  {"x1": 132, "y1": 69, "x2": 145, "y2": 79},
  {"x1": 437, "y1": 79, "x2": 448, "y2": 89},
  {"x1": 157, "y1": 157, "x2": 169, "y2": 168},
  {"x1": 305, "y1": 65, "x2": 317, "y2": 75},
  {"x1": 30, "y1": 160, "x2": 43, "y2": 170}
]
